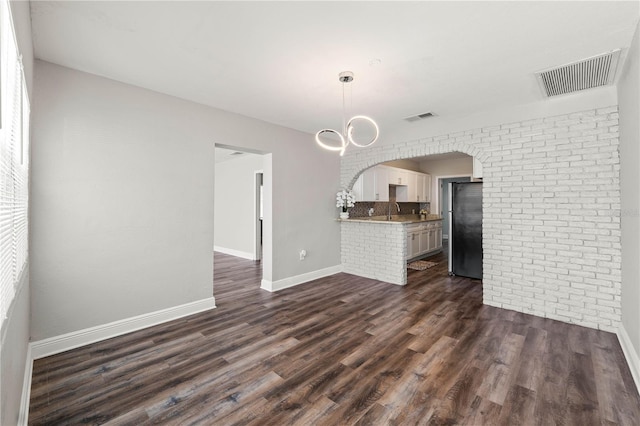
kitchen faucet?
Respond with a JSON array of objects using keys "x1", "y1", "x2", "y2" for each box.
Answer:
[{"x1": 388, "y1": 202, "x2": 400, "y2": 220}]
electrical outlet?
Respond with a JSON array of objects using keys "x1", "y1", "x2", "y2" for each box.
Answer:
[{"x1": 299, "y1": 249, "x2": 306, "y2": 260}]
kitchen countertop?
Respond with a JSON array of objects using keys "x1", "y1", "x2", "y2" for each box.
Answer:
[{"x1": 341, "y1": 214, "x2": 443, "y2": 224}]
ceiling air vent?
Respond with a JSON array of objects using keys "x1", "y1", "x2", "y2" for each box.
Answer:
[
  {"x1": 535, "y1": 49, "x2": 621, "y2": 98},
  {"x1": 404, "y1": 111, "x2": 436, "y2": 122}
]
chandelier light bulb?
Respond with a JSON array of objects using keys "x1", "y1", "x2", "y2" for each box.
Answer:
[
  {"x1": 347, "y1": 115, "x2": 379, "y2": 148},
  {"x1": 315, "y1": 129, "x2": 347, "y2": 156},
  {"x1": 315, "y1": 72, "x2": 379, "y2": 156}
]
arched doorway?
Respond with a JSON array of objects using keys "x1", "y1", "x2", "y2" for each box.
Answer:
[{"x1": 340, "y1": 147, "x2": 486, "y2": 286}]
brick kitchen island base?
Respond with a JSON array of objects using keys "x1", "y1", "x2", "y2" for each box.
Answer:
[
  {"x1": 341, "y1": 220, "x2": 407, "y2": 285},
  {"x1": 340, "y1": 216, "x2": 443, "y2": 285}
]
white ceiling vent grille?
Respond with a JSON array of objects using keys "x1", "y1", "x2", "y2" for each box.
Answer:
[
  {"x1": 404, "y1": 112, "x2": 436, "y2": 122},
  {"x1": 535, "y1": 49, "x2": 621, "y2": 98}
]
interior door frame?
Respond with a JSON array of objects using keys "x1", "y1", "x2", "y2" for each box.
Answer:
[
  {"x1": 254, "y1": 169, "x2": 263, "y2": 261},
  {"x1": 214, "y1": 143, "x2": 272, "y2": 287}
]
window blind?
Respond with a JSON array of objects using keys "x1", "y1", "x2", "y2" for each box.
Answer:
[{"x1": 0, "y1": 0, "x2": 30, "y2": 326}]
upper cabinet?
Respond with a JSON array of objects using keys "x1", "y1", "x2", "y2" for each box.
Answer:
[
  {"x1": 374, "y1": 167, "x2": 390, "y2": 201},
  {"x1": 398, "y1": 171, "x2": 430, "y2": 202},
  {"x1": 405, "y1": 173, "x2": 418, "y2": 202},
  {"x1": 410, "y1": 173, "x2": 431, "y2": 203},
  {"x1": 353, "y1": 166, "x2": 389, "y2": 202},
  {"x1": 419, "y1": 173, "x2": 431, "y2": 203},
  {"x1": 388, "y1": 168, "x2": 409, "y2": 186},
  {"x1": 353, "y1": 165, "x2": 430, "y2": 203}
]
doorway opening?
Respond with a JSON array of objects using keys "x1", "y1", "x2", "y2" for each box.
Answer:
[
  {"x1": 214, "y1": 144, "x2": 271, "y2": 291},
  {"x1": 350, "y1": 152, "x2": 483, "y2": 284}
]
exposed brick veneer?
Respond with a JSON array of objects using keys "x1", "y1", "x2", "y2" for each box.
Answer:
[{"x1": 340, "y1": 107, "x2": 621, "y2": 331}]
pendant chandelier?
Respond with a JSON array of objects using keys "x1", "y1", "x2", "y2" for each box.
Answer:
[{"x1": 315, "y1": 71, "x2": 379, "y2": 156}]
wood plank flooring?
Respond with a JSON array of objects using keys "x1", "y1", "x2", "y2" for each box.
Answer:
[{"x1": 29, "y1": 250, "x2": 640, "y2": 425}]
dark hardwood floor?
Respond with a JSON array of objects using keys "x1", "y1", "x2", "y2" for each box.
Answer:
[{"x1": 29, "y1": 249, "x2": 640, "y2": 425}]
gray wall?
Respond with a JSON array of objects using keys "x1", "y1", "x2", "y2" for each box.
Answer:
[
  {"x1": 0, "y1": 1, "x2": 33, "y2": 425},
  {"x1": 619, "y1": 21, "x2": 640, "y2": 362},
  {"x1": 214, "y1": 153, "x2": 264, "y2": 257},
  {"x1": 31, "y1": 61, "x2": 340, "y2": 340}
]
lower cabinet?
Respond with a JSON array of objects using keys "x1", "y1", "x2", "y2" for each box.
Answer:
[
  {"x1": 419, "y1": 229, "x2": 429, "y2": 252},
  {"x1": 406, "y1": 221, "x2": 443, "y2": 261},
  {"x1": 409, "y1": 232, "x2": 420, "y2": 259}
]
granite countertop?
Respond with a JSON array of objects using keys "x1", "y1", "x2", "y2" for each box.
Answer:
[{"x1": 341, "y1": 214, "x2": 443, "y2": 224}]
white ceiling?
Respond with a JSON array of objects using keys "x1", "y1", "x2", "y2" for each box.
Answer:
[{"x1": 29, "y1": 1, "x2": 639, "y2": 141}]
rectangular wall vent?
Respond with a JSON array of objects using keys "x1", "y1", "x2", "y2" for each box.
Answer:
[
  {"x1": 404, "y1": 111, "x2": 436, "y2": 122},
  {"x1": 535, "y1": 49, "x2": 621, "y2": 98}
]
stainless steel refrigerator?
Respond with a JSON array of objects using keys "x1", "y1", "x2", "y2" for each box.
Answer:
[{"x1": 448, "y1": 182, "x2": 482, "y2": 279}]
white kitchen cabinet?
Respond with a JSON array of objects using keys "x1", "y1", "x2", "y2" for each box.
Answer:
[
  {"x1": 397, "y1": 171, "x2": 431, "y2": 203},
  {"x1": 410, "y1": 231, "x2": 420, "y2": 258},
  {"x1": 419, "y1": 228, "x2": 429, "y2": 252},
  {"x1": 354, "y1": 165, "x2": 430, "y2": 204},
  {"x1": 416, "y1": 173, "x2": 431, "y2": 202},
  {"x1": 415, "y1": 174, "x2": 423, "y2": 202},
  {"x1": 422, "y1": 174, "x2": 431, "y2": 202},
  {"x1": 435, "y1": 225, "x2": 442, "y2": 249},
  {"x1": 406, "y1": 172, "x2": 418, "y2": 202},
  {"x1": 405, "y1": 220, "x2": 443, "y2": 261},
  {"x1": 388, "y1": 168, "x2": 409, "y2": 186},
  {"x1": 427, "y1": 228, "x2": 436, "y2": 252},
  {"x1": 406, "y1": 224, "x2": 420, "y2": 260},
  {"x1": 375, "y1": 167, "x2": 390, "y2": 201},
  {"x1": 353, "y1": 166, "x2": 389, "y2": 202},
  {"x1": 352, "y1": 168, "x2": 373, "y2": 201}
]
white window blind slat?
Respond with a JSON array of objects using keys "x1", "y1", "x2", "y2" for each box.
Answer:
[{"x1": 0, "y1": 0, "x2": 30, "y2": 325}]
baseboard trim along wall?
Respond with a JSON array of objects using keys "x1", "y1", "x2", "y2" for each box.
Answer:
[
  {"x1": 617, "y1": 324, "x2": 640, "y2": 393},
  {"x1": 261, "y1": 265, "x2": 343, "y2": 292},
  {"x1": 18, "y1": 344, "x2": 33, "y2": 426},
  {"x1": 214, "y1": 246, "x2": 255, "y2": 260},
  {"x1": 30, "y1": 297, "x2": 216, "y2": 360}
]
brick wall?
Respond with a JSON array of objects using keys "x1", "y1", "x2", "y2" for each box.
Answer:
[
  {"x1": 341, "y1": 221, "x2": 407, "y2": 285},
  {"x1": 341, "y1": 106, "x2": 621, "y2": 332}
]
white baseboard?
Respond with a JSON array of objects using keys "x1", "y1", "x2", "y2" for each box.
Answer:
[
  {"x1": 617, "y1": 324, "x2": 640, "y2": 393},
  {"x1": 214, "y1": 246, "x2": 255, "y2": 260},
  {"x1": 18, "y1": 344, "x2": 32, "y2": 426},
  {"x1": 31, "y1": 297, "x2": 216, "y2": 360},
  {"x1": 261, "y1": 265, "x2": 343, "y2": 292}
]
